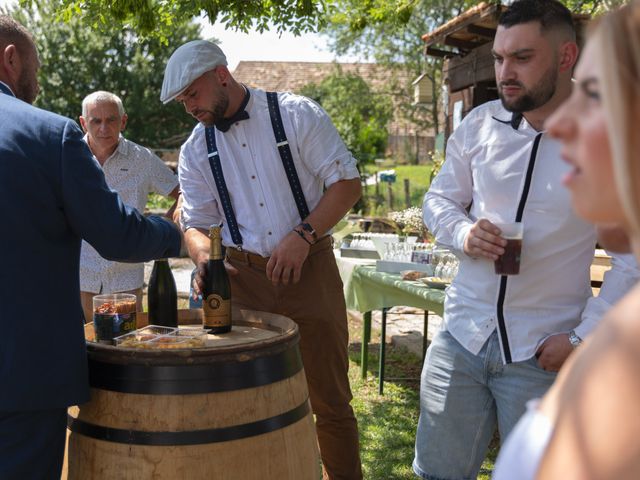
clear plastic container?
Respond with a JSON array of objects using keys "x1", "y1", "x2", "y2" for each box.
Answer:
[
  {"x1": 114, "y1": 325, "x2": 177, "y2": 348},
  {"x1": 175, "y1": 327, "x2": 208, "y2": 342},
  {"x1": 93, "y1": 293, "x2": 138, "y2": 344},
  {"x1": 138, "y1": 325, "x2": 178, "y2": 336},
  {"x1": 147, "y1": 335, "x2": 205, "y2": 349}
]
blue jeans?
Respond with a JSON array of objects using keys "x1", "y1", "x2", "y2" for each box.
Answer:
[{"x1": 413, "y1": 329, "x2": 556, "y2": 480}]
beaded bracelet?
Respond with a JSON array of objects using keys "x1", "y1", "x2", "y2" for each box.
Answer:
[{"x1": 293, "y1": 228, "x2": 313, "y2": 245}]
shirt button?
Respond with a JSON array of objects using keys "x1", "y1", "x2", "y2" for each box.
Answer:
[
  {"x1": 268, "y1": 231, "x2": 272, "y2": 235},
  {"x1": 259, "y1": 203, "x2": 264, "y2": 207},
  {"x1": 251, "y1": 175, "x2": 256, "y2": 179},
  {"x1": 242, "y1": 143, "x2": 246, "y2": 147}
]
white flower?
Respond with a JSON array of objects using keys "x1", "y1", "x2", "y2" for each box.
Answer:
[{"x1": 389, "y1": 207, "x2": 426, "y2": 235}]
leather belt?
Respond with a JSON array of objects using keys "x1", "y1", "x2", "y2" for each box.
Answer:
[{"x1": 226, "y1": 235, "x2": 332, "y2": 269}]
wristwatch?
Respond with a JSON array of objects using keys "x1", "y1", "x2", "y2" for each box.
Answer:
[
  {"x1": 299, "y1": 222, "x2": 318, "y2": 242},
  {"x1": 294, "y1": 222, "x2": 317, "y2": 245},
  {"x1": 568, "y1": 329, "x2": 583, "y2": 349}
]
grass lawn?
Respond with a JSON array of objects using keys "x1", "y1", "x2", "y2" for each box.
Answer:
[
  {"x1": 147, "y1": 192, "x2": 175, "y2": 211},
  {"x1": 168, "y1": 298, "x2": 498, "y2": 478},
  {"x1": 346, "y1": 314, "x2": 498, "y2": 479},
  {"x1": 360, "y1": 164, "x2": 434, "y2": 214}
]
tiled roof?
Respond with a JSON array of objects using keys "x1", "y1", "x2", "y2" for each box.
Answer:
[
  {"x1": 233, "y1": 61, "x2": 397, "y2": 91},
  {"x1": 232, "y1": 61, "x2": 427, "y2": 135}
]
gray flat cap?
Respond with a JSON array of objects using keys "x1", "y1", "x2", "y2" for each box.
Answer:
[{"x1": 160, "y1": 40, "x2": 228, "y2": 104}]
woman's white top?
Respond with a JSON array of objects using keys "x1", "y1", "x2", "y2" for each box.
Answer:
[{"x1": 492, "y1": 400, "x2": 553, "y2": 480}]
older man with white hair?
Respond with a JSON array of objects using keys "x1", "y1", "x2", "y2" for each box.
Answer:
[
  {"x1": 78, "y1": 91, "x2": 180, "y2": 322},
  {"x1": 162, "y1": 40, "x2": 363, "y2": 479}
]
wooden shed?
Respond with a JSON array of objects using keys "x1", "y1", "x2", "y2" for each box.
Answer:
[{"x1": 421, "y1": 1, "x2": 589, "y2": 139}]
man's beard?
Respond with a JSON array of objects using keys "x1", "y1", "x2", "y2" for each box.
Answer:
[
  {"x1": 15, "y1": 71, "x2": 38, "y2": 105},
  {"x1": 195, "y1": 93, "x2": 229, "y2": 127},
  {"x1": 499, "y1": 62, "x2": 558, "y2": 113}
]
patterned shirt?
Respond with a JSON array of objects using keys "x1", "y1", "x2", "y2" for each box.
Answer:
[{"x1": 80, "y1": 136, "x2": 179, "y2": 293}]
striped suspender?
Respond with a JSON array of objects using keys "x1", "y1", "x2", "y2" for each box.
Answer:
[
  {"x1": 266, "y1": 91, "x2": 310, "y2": 220},
  {"x1": 205, "y1": 126, "x2": 243, "y2": 250},
  {"x1": 205, "y1": 92, "x2": 310, "y2": 249}
]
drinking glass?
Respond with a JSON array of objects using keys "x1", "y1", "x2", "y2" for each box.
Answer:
[{"x1": 93, "y1": 293, "x2": 138, "y2": 345}]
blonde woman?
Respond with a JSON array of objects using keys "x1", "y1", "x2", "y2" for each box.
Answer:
[{"x1": 493, "y1": 2, "x2": 640, "y2": 478}]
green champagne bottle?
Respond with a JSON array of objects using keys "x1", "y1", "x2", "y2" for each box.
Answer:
[
  {"x1": 148, "y1": 258, "x2": 178, "y2": 327},
  {"x1": 202, "y1": 225, "x2": 232, "y2": 333}
]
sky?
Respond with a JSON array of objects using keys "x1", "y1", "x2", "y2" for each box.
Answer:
[
  {"x1": 0, "y1": 0, "x2": 363, "y2": 69},
  {"x1": 200, "y1": 19, "x2": 363, "y2": 70}
]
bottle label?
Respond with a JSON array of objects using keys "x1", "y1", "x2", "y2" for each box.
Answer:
[{"x1": 203, "y1": 294, "x2": 231, "y2": 327}]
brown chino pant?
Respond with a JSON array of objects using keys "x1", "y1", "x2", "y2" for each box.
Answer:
[{"x1": 227, "y1": 237, "x2": 363, "y2": 480}]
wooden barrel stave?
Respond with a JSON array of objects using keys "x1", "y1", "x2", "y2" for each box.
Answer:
[
  {"x1": 68, "y1": 417, "x2": 319, "y2": 479},
  {"x1": 66, "y1": 308, "x2": 320, "y2": 479}
]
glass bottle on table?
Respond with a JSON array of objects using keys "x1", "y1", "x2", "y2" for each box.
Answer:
[
  {"x1": 147, "y1": 258, "x2": 178, "y2": 327},
  {"x1": 202, "y1": 225, "x2": 232, "y2": 334}
]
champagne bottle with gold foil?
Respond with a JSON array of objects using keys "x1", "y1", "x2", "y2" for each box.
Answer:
[{"x1": 202, "y1": 225, "x2": 232, "y2": 333}]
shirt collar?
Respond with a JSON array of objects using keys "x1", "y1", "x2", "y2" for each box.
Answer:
[
  {"x1": 491, "y1": 110, "x2": 537, "y2": 134},
  {"x1": 214, "y1": 86, "x2": 251, "y2": 133},
  {"x1": 115, "y1": 135, "x2": 129, "y2": 156},
  {"x1": 82, "y1": 133, "x2": 127, "y2": 163},
  {"x1": 0, "y1": 81, "x2": 16, "y2": 97}
]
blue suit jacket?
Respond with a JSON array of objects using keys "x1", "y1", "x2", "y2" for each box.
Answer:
[{"x1": 0, "y1": 84, "x2": 181, "y2": 411}]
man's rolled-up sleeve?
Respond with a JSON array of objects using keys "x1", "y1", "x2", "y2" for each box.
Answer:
[
  {"x1": 178, "y1": 140, "x2": 223, "y2": 231},
  {"x1": 292, "y1": 97, "x2": 360, "y2": 187}
]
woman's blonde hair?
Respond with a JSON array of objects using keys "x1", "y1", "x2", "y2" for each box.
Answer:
[{"x1": 596, "y1": 0, "x2": 640, "y2": 232}]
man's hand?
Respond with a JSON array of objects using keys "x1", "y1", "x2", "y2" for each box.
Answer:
[
  {"x1": 463, "y1": 218, "x2": 507, "y2": 260},
  {"x1": 191, "y1": 256, "x2": 238, "y2": 300},
  {"x1": 266, "y1": 231, "x2": 310, "y2": 286},
  {"x1": 535, "y1": 333, "x2": 574, "y2": 372}
]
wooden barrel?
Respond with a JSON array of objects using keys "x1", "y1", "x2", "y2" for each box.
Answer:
[{"x1": 66, "y1": 308, "x2": 320, "y2": 479}]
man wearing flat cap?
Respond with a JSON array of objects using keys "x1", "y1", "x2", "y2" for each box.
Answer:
[{"x1": 162, "y1": 40, "x2": 363, "y2": 479}]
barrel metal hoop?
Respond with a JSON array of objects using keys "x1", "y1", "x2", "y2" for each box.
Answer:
[
  {"x1": 88, "y1": 346, "x2": 303, "y2": 395},
  {"x1": 67, "y1": 399, "x2": 310, "y2": 446}
]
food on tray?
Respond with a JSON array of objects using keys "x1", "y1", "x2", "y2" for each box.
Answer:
[
  {"x1": 116, "y1": 337, "x2": 151, "y2": 348},
  {"x1": 424, "y1": 276, "x2": 447, "y2": 283},
  {"x1": 149, "y1": 336, "x2": 205, "y2": 349},
  {"x1": 401, "y1": 270, "x2": 427, "y2": 281},
  {"x1": 114, "y1": 325, "x2": 206, "y2": 349},
  {"x1": 419, "y1": 277, "x2": 450, "y2": 289},
  {"x1": 116, "y1": 335, "x2": 205, "y2": 349}
]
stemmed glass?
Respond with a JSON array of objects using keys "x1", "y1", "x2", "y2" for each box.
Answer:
[
  {"x1": 442, "y1": 254, "x2": 458, "y2": 281},
  {"x1": 434, "y1": 254, "x2": 449, "y2": 279},
  {"x1": 430, "y1": 249, "x2": 442, "y2": 275}
]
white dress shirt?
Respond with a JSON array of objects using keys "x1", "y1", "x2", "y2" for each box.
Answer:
[
  {"x1": 491, "y1": 400, "x2": 551, "y2": 480},
  {"x1": 579, "y1": 253, "x2": 640, "y2": 337},
  {"x1": 80, "y1": 136, "x2": 179, "y2": 292},
  {"x1": 178, "y1": 87, "x2": 359, "y2": 256},
  {"x1": 424, "y1": 100, "x2": 597, "y2": 363}
]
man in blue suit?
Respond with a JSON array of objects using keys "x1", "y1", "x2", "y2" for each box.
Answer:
[{"x1": 0, "y1": 15, "x2": 181, "y2": 479}]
